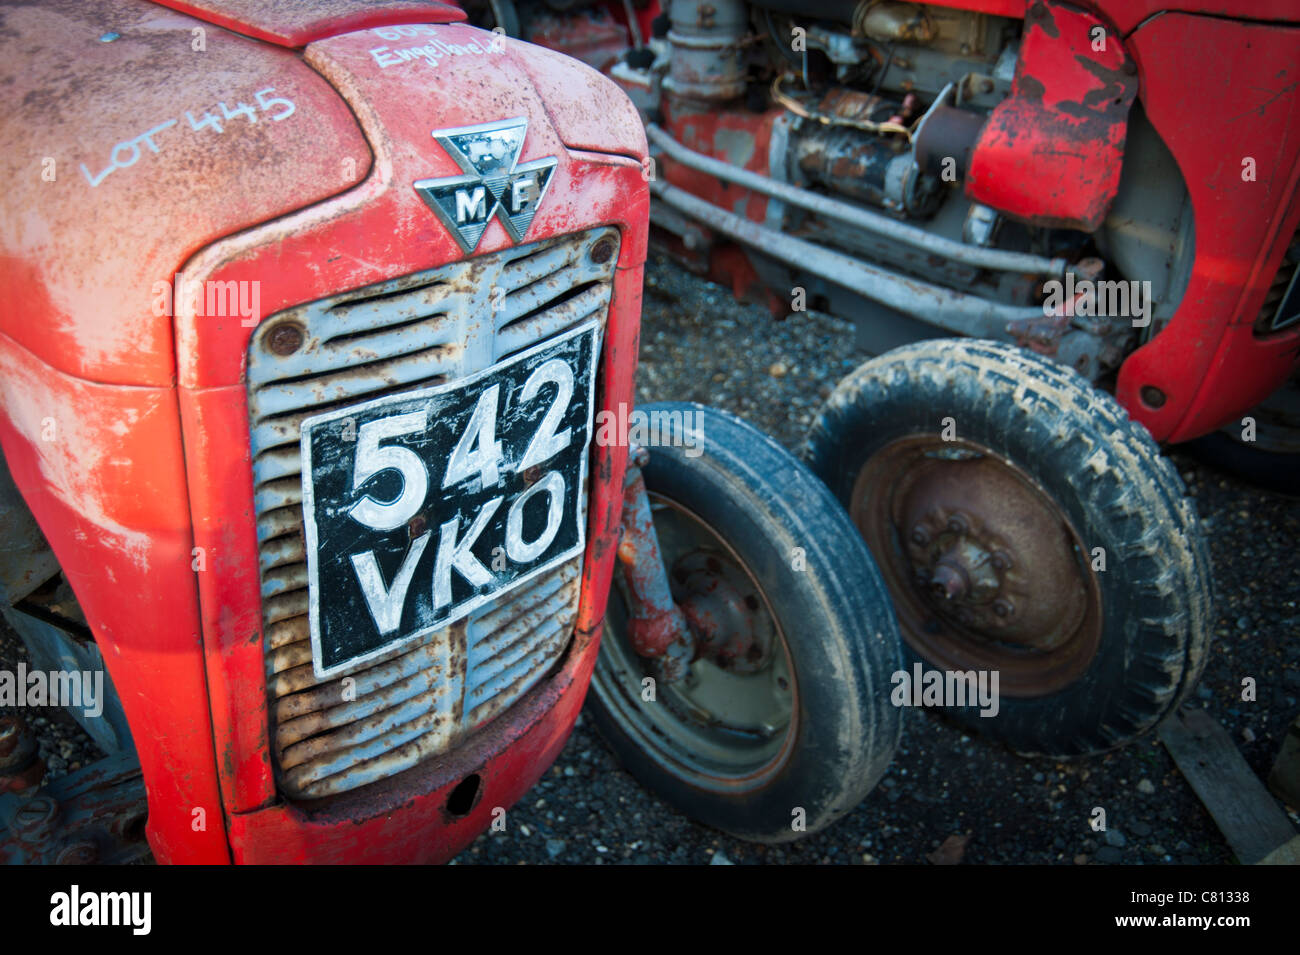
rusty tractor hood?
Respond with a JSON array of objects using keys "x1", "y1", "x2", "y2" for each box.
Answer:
[
  {"x1": 0, "y1": 0, "x2": 382, "y2": 385},
  {"x1": 0, "y1": 0, "x2": 645, "y2": 388},
  {"x1": 149, "y1": 0, "x2": 464, "y2": 48}
]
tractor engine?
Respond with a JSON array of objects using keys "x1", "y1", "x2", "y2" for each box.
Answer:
[{"x1": 606, "y1": 0, "x2": 1192, "y2": 381}]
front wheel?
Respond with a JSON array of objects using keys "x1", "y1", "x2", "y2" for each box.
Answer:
[
  {"x1": 587, "y1": 403, "x2": 902, "y2": 842},
  {"x1": 805, "y1": 339, "x2": 1213, "y2": 757}
]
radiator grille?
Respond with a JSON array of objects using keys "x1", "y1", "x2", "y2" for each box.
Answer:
[{"x1": 246, "y1": 227, "x2": 617, "y2": 800}]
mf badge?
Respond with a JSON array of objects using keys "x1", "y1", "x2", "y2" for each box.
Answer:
[{"x1": 414, "y1": 117, "x2": 557, "y2": 253}]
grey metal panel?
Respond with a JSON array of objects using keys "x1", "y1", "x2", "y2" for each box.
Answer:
[
  {"x1": 1, "y1": 607, "x2": 133, "y2": 756},
  {"x1": 0, "y1": 453, "x2": 59, "y2": 606},
  {"x1": 245, "y1": 227, "x2": 616, "y2": 800}
]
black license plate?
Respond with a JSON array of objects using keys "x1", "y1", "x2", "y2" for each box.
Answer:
[{"x1": 300, "y1": 320, "x2": 600, "y2": 677}]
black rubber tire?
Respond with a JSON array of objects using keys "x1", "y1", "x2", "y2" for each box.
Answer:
[
  {"x1": 1184, "y1": 430, "x2": 1299, "y2": 496},
  {"x1": 587, "y1": 402, "x2": 902, "y2": 842},
  {"x1": 804, "y1": 339, "x2": 1213, "y2": 757}
]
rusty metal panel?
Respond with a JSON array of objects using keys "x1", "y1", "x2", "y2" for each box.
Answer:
[
  {"x1": 0, "y1": 0, "x2": 374, "y2": 386},
  {"x1": 246, "y1": 228, "x2": 614, "y2": 800},
  {"x1": 964, "y1": 0, "x2": 1138, "y2": 231}
]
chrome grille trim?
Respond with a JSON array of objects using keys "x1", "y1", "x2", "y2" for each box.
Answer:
[{"x1": 245, "y1": 227, "x2": 617, "y2": 800}]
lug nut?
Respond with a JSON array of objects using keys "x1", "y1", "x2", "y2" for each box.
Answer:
[
  {"x1": 910, "y1": 526, "x2": 930, "y2": 546},
  {"x1": 993, "y1": 598, "x2": 1015, "y2": 618},
  {"x1": 991, "y1": 550, "x2": 1013, "y2": 572},
  {"x1": 947, "y1": 514, "x2": 968, "y2": 535}
]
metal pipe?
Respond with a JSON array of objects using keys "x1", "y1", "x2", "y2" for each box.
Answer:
[
  {"x1": 646, "y1": 124, "x2": 1069, "y2": 280},
  {"x1": 650, "y1": 178, "x2": 1045, "y2": 336},
  {"x1": 618, "y1": 450, "x2": 694, "y2": 683}
]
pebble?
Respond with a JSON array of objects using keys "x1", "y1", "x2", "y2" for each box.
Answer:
[
  {"x1": 546, "y1": 839, "x2": 566, "y2": 859},
  {"x1": 1095, "y1": 846, "x2": 1124, "y2": 864},
  {"x1": 1104, "y1": 829, "x2": 1127, "y2": 848},
  {"x1": 710, "y1": 850, "x2": 733, "y2": 866},
  {"x1": 1137, "y1": 778, "x2": 1156, "y2": 794}
]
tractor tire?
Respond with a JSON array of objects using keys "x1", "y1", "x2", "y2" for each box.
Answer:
[
  {"x1": 805, "y1": 339, "x2": 1213, "y2": 757},
  {"x1": 588, "y1": 402, "x2": 902, "y2": 842}
]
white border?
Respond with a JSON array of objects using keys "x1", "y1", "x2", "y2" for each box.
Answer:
[{"x1": 299, "y1": 318, "x2": 603, "y2": 680}]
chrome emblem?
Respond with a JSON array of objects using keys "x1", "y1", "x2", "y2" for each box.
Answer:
[{"x1": 414, "y1": 117, "x2": 557, "y2": 253}]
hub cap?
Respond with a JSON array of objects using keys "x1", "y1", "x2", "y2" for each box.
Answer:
[
  {"x1": 851, "y1": 436, "x2": 1102, "y2": 696},
  {"x1": 593, "y1": 493, "x2": 796, "y2": 790}
]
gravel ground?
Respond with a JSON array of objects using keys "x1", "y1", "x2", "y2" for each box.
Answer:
[
  {"x1": 4, "y1": 254, "x2": 1296, "y2": 865},
  {"x1": 0, "y1": 632, "x2": 103, "y2": 782},
  {"x1": 455, "y1": 254, "x2": 1300, "y2": 865}
]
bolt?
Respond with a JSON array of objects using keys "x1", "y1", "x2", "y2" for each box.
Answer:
[
  {"x1": 910, "y1": 525, "x2": 930, "y2": 546},
  {"x1": 1140, "y1": 385, "x2": 1167, "y2": 409},
  {"x1": 946, "y1": 513, "x2": 969, "y2": 535},
  {"x1": 266, "y1": 321, "x2": 305, "y2": 356},
  {"x1": 590, "y1": 236, "x2": 618, "y2": 264},
  {"x1": 55, "y1": 840, "x2": 99, "y2": 865},
  {"x1": 993, "y1": 598, "x2": 1015, "y2": 618},
  {"x1": 12, "y1": 796, "x2": 58, "y2": 843},
  {"x1": 522, "y1": 465, "x2": 542, "y2": 487},
  {"x1": 1123, "y1": 60, "x2": 1137, "y2": 76},
  {"x1": 991, "y1": 550, "x2": 1013, "y2": 572},
  {"x1": 408, "y1": 514, "x2": 427, "y2": 539}
]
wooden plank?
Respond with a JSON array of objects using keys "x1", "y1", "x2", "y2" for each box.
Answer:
[
  {"x1": 1159, "y1": 706, "x2": 1299, "y2": 865},
  {"x1": 1267, "y1": 713, "x2": 1300, "y2": 809}
]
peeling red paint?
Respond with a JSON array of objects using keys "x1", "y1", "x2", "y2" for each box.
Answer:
[{"x1": 965, "y1": 1, "x2": 1138, "y2": 232}]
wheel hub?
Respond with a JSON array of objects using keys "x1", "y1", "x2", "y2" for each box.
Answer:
[
  {"x1": 674, "y1": 552, "x2": 772, "y2": 674},
  {"x1": 595, "y1": 493, "x2": 796, "y2": 787},
  {"x1": 853, "y1": 436, "x2": 1102, "y2": 696}
]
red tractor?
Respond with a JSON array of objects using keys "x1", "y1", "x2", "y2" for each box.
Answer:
[
  {"x1": 0, "y1": 0, "x2": 905, "y2": 862},
  {"x1": 485, "y1": 0, "x2": 1300, "y2": 761}
]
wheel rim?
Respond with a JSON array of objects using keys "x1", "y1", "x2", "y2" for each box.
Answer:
[
  {"x1": 851, "y1": 435, "x2": 1102, "y2": 697},
  {"x1": 592, "y1": 492, "x2": 797, "y2": 792}
]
